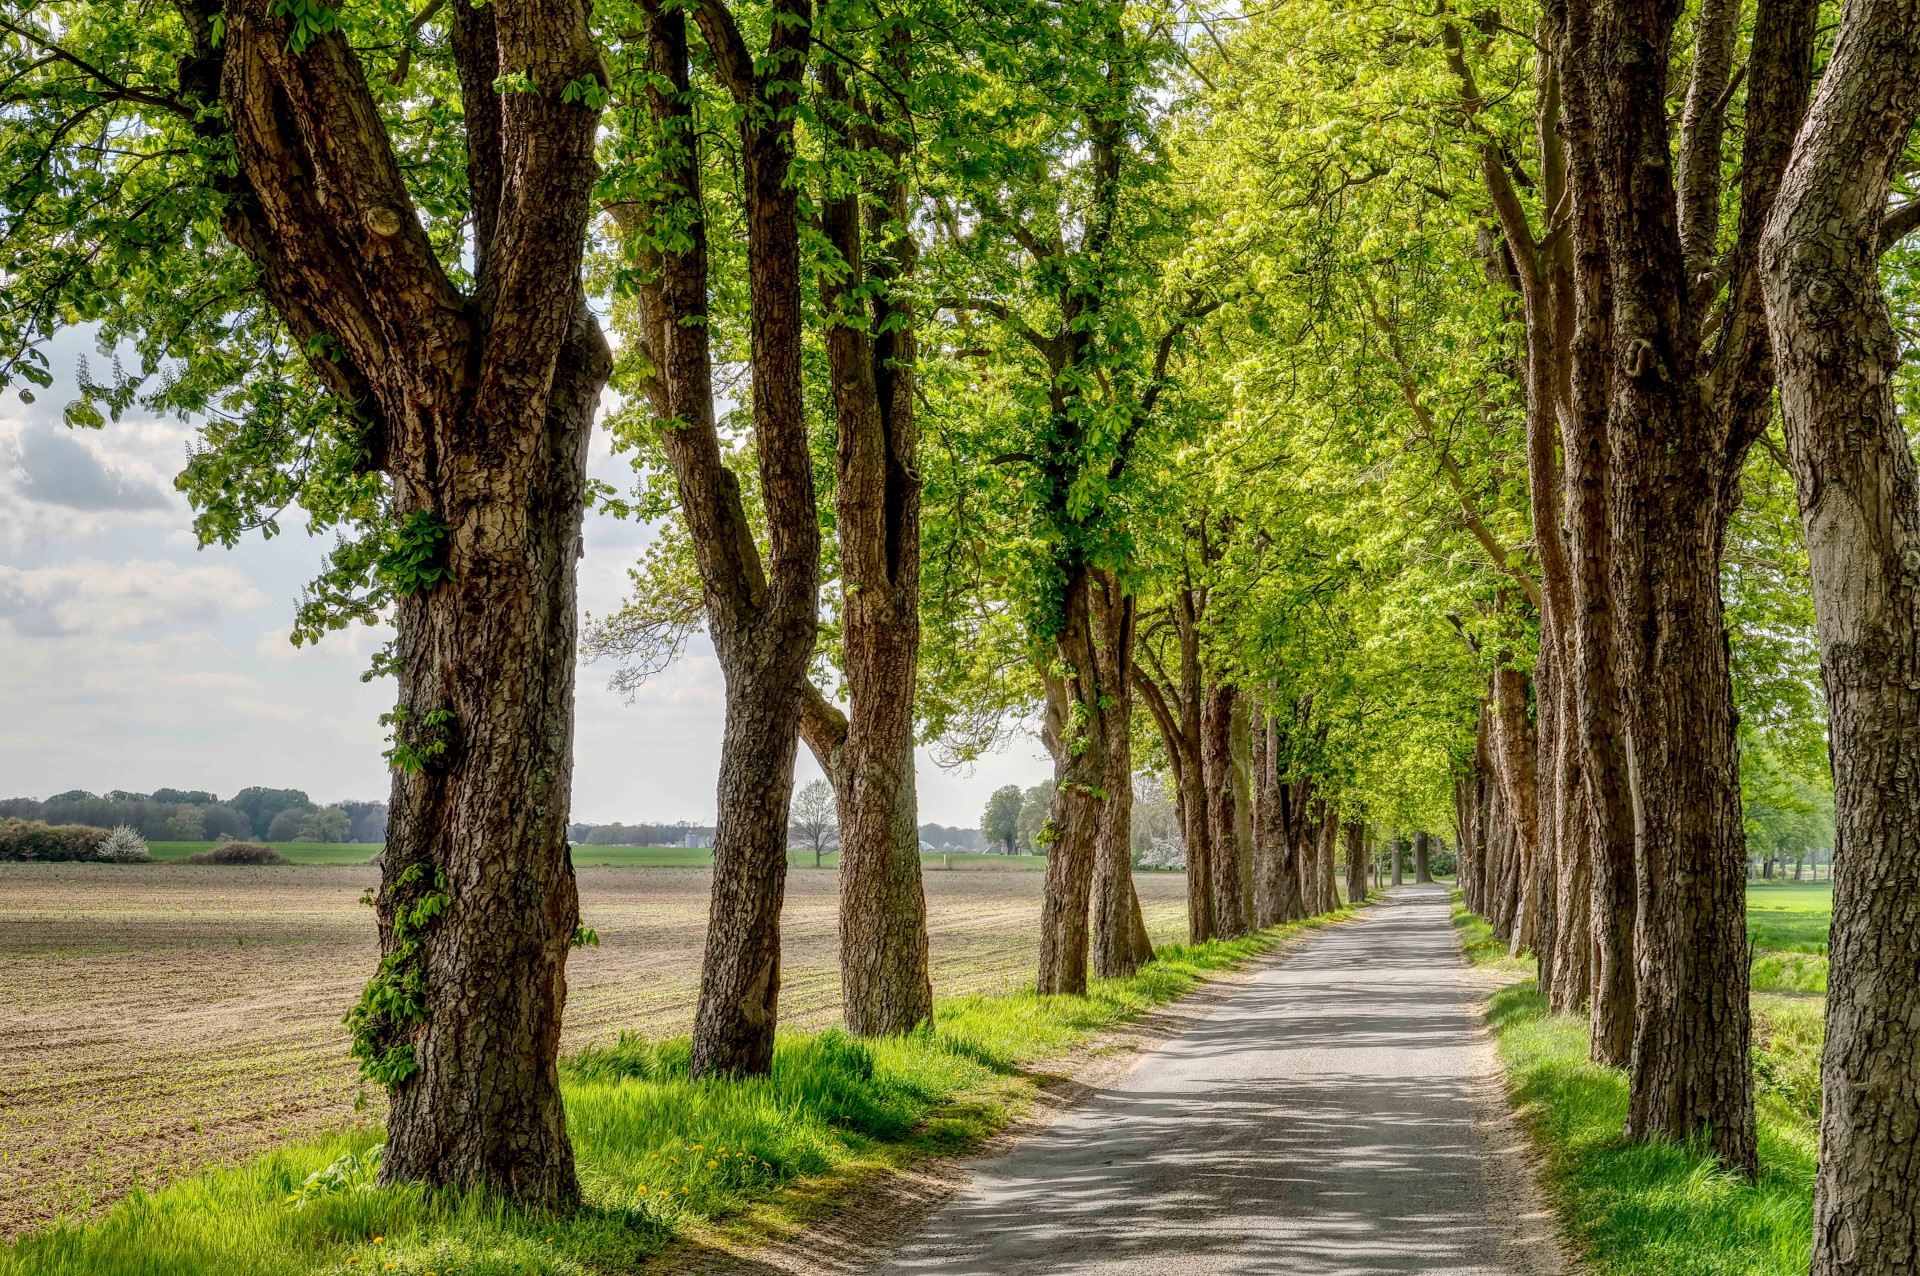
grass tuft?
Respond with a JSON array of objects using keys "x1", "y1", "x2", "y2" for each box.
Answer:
[{"x1": 2, "y1": 916, "x2": 1340, "y2": 1276}]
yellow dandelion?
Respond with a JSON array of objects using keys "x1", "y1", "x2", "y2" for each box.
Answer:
[
  {"x1": 706, "y1": 1159, "x2": 718, "y2": 1169},
  {"x1": 372, "y1": 1236, "x2": 386, "y2": 1245},
  {"x1": 690, "y1": 1143, "x2": 704, "y2": 1151}
]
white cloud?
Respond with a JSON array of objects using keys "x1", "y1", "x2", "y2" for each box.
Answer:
[{"x1": 0, "y1": 559, "x2": 265, "y2": 637}]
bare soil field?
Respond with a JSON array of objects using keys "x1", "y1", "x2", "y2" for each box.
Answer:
[{"x1": 0, "y1": 863, "x2": 1192, "y2": 1238}]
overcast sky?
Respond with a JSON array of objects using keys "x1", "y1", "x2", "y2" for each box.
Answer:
[{"x1": 0, "y1": 328, "x2": 1051, "y2": 826}]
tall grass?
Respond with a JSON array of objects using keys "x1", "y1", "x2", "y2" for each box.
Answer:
[
  {"x1": 1454, "y1": 890, "x2": 1821, "y2": 1276},
  {"x1": 3, "y1": 920, "x2": 1336, "y2": 1276}
]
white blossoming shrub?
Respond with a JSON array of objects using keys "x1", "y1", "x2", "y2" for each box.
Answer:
[
  {"x1": 95, "y1": 825, "x2": 152, "y2": 863},
  {"x1": 1138, "y1": 833, "x2": 1186, "y2": 870}
]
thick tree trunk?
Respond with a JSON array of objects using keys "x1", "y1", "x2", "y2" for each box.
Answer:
[
  {"x1": 1203, "y1": 683, "x2": 1250, "y2": 938},
  {"x1": 1091, "y1": 587, "x2": 1148, "y2": 979},
  {"x1": 1251, "y1": 703, "x2": 1279, "y2": 927},
  {"x1": 1553, "y1": 0, "x2": 1818, "y2": 1174},
  {"x1": 1550, "y1": 709, "x2": 1594, "y2": 1014},
  {"x1": 375, "y1": 313, "x2": 606, "y2": 1201},
  {"x1": 1488, "y1": 661, "x2": 1539, "y2": 947},
  {"x1": 219, "y1": 0, "x2": 607, "y2": 1202},
  {"x1": 1038, "y1": 567, "x2": 1130, "y2": 995},
  {"x1": 1560, "y1": 124, "x2": 1638, "y2": 1068},
  {"x1": 1229, "y1": 696, "x2": 1257, "y2": 924},
  {"x1": 1761, "y1": 8, "x2": 1920, "y2": 1265},
  {"x1": 1345, "y1": 818, "x2": 1367, "y2": 905},
  {"x1": 1316, "y1": 803, "x2": 1341, "y2": 914},
  {"x1": 817, "y1": 65, "x2": 932, "y2": 1037},
  {"x1": 1413, "y1": 831, "x2": 1432, "y2": 885},
  {"x1": 1528, "y1": 644, "x2": 1561, "y2": 1004},
  {"x1": 633, "y1": 0, "x2": 820, "y2": 1078},
  {"x1": 1135, "y1": 592, "x2": 1213, "y2": 942}
]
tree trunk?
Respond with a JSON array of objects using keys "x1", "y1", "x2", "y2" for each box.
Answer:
[
  {"x1": 1761, "y1": 6, "x2": 1920, "y2": 1263},
  {"x1": 1488, "y1": 660, "x2": 1539, "y2": 942},
  {"x1": 219, "y1": 0, "x2": 607, "y2": 1202},
  {"x1": 1203, "y1": 683, "x2": 1250, "y2": 938},
  {"x1": 1135, "y1": 591, "x2": 1213, "y2": 942},
  {"x1": 1529, "y1": 643, "x2": 1561, "y2": 1004},
  {"x1": 1230, "y1": 695, "x2": 1257, "y2": 925},
  {"x1": 1091, "y1": 584, "x2": 1148, "y2": 980},
  {"x1": 1038, "y1": 567, "x2": 1130, "y2": 995},
  {"x1": 816, "y1": 62, "x2": 932, "y2": 1037},
  {"x1": 631, "y1": 0, "x2": 820, "y2": 1078},
  {"x1": 1345, "y1": 818, "x2": 1367, "y2": 905},
  {"x1": 1413, "y1": 831, "x2": 1432, "y2": 885},
  {"x1": 1316, "y1": 803, "x2": 1341, "y2": 914}
]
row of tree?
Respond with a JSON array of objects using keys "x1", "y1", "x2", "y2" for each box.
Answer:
[
  {"x1": 8, "y1": 0, "x2": 1915, "y2": 1267},
  {"x1": 0, "y1": 789, "x2": 386, "y2": 843}
]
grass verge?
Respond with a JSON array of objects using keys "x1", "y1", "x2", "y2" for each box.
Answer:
[
  {"x1": 3, "y1": 913, "x2": 1344, "y2": 1276},
  {"x1": 1452, "y1": 890, "x2": 1819, "y2": 1276}
]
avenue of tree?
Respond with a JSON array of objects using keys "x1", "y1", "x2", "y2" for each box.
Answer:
[{"x1": 2, "y1": 0, "x2": 1914, "y2": 1271}]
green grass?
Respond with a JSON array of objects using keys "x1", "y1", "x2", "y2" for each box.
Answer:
[
  {"x1": 1, "y1": 912, "x2": 1344, "y2": 1275},
  {"x1": 1745, "y1": 882, "x2": 1831, "y2": 954},
  {"x1": 1745, "y1": 881, "x2": 1831, "y2": 994},
  {"x1": 146, "y1": 842, "x2": 383, "y2": 865},
  {"x1": 1456, "y1": 887, "x2": 1822, "y2": 1276}
]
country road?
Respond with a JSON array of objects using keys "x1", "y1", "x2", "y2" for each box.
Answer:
[{"x1": 870, "y1": 883, "x2": 1561, "y2": 1275}]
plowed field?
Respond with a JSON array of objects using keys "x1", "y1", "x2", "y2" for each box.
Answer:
[{"x1": 0, "y1": 863, "x2": 1191, "y2": 1237}]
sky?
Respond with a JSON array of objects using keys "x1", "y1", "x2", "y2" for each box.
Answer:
[{"x1": 0, "y1": 328, "x2": 1051, "y2": 826}]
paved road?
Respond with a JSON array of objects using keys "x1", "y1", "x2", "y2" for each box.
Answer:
[{"x1": 872, "y1": 884, "x2": 1544, "y2": 1276}]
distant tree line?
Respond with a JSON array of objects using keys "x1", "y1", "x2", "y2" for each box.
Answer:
[
  {"x1": 0, "y1": 789, "x2": 387, "y2": 844},
  {"x1": 566, "y1": 822, "x2": 711, "y2": 847}
]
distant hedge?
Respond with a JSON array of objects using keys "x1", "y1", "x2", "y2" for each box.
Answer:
[
  {"x1": 0, "y1": 818, "x2": 110, "y2": 861},
  {"x1": 188, "y1": 842, "x2": 289, "y2": 865}
]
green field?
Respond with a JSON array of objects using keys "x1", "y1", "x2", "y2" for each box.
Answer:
[
  {"x1": 145, "y1": 842, "x2": 383, "y2": 865},
  {"x1": 1746, "y1": 881, "x2": 1831, "y2": 994}
]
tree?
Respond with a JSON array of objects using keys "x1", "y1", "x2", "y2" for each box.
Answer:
[
  {"x1": 1016, "y1": 781, "x2": 1055, "y2": 853},
  {"x1": 789, "y1": 781, "x2": 839, "y2": 869},
  {"x1": 299, "y1": 807, "x2": 353, "y2": 845},
  {"x1": 265, "y1": 808, "x2": 308, "y2": 844},
  {"x1": 1759, "y1": 2, "x2": 1920, "y2": 1262},
  {"x1": 228, "y1": 789, "x2": 312, "y2": 840},
  {"x1": 982, "y1": 785, "x2": 1023, "y2": 855},
  {"x1": 2, "y1": 0, "x2": 608, "y2": 1202}
]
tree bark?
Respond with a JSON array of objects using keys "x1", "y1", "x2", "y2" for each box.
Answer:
[
  {"x1": 1092, "y1": 586, "x2": 1149, "y2": 979},
  {"x1": 631, "y1": 0, "x2": 819, "y2": 1078},
  {"x1": 1252, "y1": 704, "x2": 1294, "y2": 927},
  {"x1": 815, "y1": 61, "x2": 932, "y2": 1038},
  {"x1": 1230, "y1": 694, "x2": 1257, "y2": 924},
  {"x1": 1760, "y1": 5, "x2": 1920, "y2": 1264},
  {"x1": 1413, "y1": 831, "x2": 1432, "y2": 885},
  {"x1": 216, "y1": 0, "x2": 608, "y2": 1202},
  {"x1": 1203, "y1": 683, "x2": 1250, "y2": 937},
  {"x1": 1553, "y1": 0, "x2": 1817, "y2": 1175},
  {"x1": 1345, "y1": 818, "x2": 1368, "y2": 904},
  {"x1": 1316, "y1": 802, "x2": 1341, "y2": 914},
  {"x1": 1135, "y1": 589, "x2": 1214, "y2": 942},
  {"x1": 1038, "y1": 567, "x2": 1132, "y2": 995}
]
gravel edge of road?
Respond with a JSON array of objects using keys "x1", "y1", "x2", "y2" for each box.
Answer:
[
  {"x1": 1457, "y1": 961, "x2": 1577, "y2": 1276},
  {"x1": 651, "y1": 915, "x2": 1358, "y2": 1276}
]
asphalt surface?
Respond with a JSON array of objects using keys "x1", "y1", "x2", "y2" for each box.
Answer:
[{"x1": 871, "y1": 883, "x2": 1535, "y2": 1276}]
